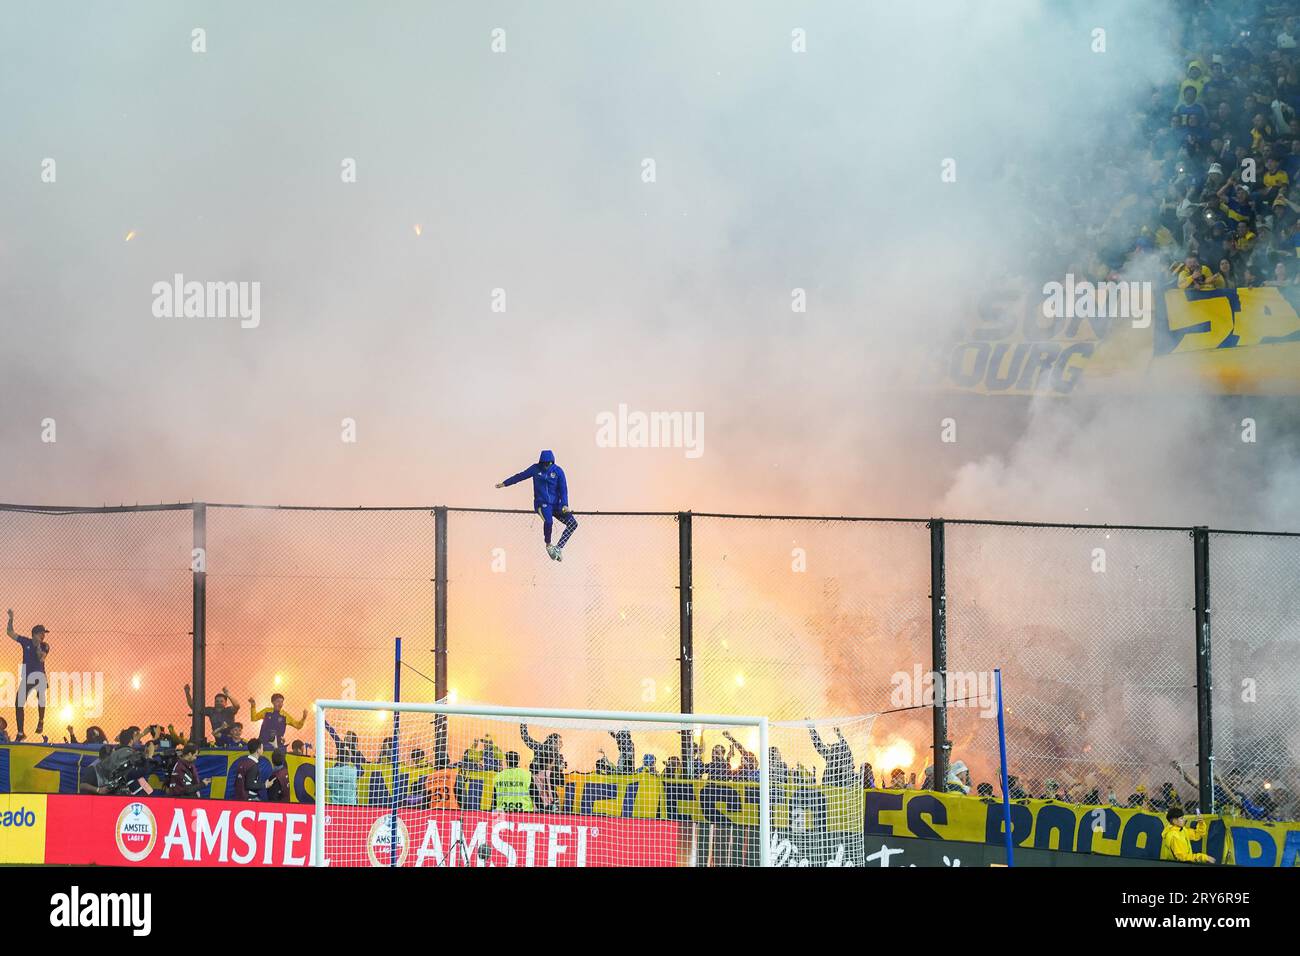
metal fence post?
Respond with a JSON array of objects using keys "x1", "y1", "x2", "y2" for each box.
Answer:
[
  {"x1": 191, "y1": 502, "x2": 207, "y2": 745},
  {"x1": 1193, "y1": 526, "x2": 1214, "y2": 813},
  {"x1": 929, "y1": 518, "x2": 949, "y2": 792},
  {"x1": 433, "y1": 506, "x2": 448, "y2": 767},
  {"x1": 677, "y1": 511, "x2": 694, "y2": 772}
]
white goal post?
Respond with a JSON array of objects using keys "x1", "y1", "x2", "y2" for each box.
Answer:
[{"x1": 313, "y1": 700, "x2": 772, "y2": 867}]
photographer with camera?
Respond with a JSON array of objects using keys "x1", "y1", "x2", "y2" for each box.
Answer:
[
  {"x1": 79, "y1": 744, "x2": 115, "y2": 795},
  {"x1": 120, "y1": 739, "x2": 165, "y2": 797}
]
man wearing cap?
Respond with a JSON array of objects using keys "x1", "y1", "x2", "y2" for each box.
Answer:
[
  {"x1": 495, "y1": 449, "x2": 579, "y2": 561},
  {"x1": 6, "y1": 609, "x2": 49, "y2": 742}
]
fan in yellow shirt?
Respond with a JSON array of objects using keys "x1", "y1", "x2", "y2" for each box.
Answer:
[
  {"x1": 1171, "y1": 255, "x2": 1217, "y2": 290},
  {"x1": 1263, "y1": 163, "x2": 1290, "y2": 192},
  {"x1": 1160, "y1": 808, "x2": 1216, "y2": 863}
]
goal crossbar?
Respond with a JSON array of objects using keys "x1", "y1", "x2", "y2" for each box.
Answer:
[{"x1": 313, "y1": 700, "x2": 772, "y2": 867}]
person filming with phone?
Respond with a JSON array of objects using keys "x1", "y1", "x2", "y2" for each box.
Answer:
[{"x1": 1160, "y1": 807, "x2": 1216, "y2": 863}]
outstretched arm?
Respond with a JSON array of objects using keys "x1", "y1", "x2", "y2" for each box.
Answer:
[
  {"x1": 6, "y1": 609, "x2": 19, "y2": 642},
  {"x1": 722, "y1": 731, "x2": 753, "y2": 762},
  {"x1": 807, "y1": 720, "x2": 830, "y2": 758},
  {"x1": 1212, "y1": 771, "x2": 1242, "y2": 803},
  {"x1": 520, "y1": 723, "x2": 541, "y2": 752},
  {"x1": 1171, "y1": 761, "x2": 1197, "y2": 789},
  {"x1": 499, "y1": 465, "x2": 535, "y2": 488}
]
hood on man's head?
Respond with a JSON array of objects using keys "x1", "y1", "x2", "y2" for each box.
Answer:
[{"x1": 538, "y1": 449, "x2": 555, "y2": 464}]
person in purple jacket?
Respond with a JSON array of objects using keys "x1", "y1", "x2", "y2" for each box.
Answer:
[
  {"x1": 248, "y1": 693, "x2": 306, "y2": 751},
  {"x1": 496, "y1": 449, "x2": 579, "y2": 561}
]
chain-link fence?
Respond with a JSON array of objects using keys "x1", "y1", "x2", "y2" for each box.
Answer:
[
  {"x1": 1, "y1": 501, "x2": 1297, "y2": 817},
  {"x1": 444, "y1": 511, "x2": 679, "y2": 712},
  {"x1": 0, "y1": 505, "x2": 192, "y2": 740},
  {"x1": 691, "y1": 516, "x2": 930, "y2": 775},
  {"x1": 1209, "y1": 531, "x2": 1300, "y2": 816},
  {"x1": 204, "y1": 506, "x2": 437, "y2": 745},
  {"x1": 946, "y1": 522, "x2": 1198, "y2": 805}
]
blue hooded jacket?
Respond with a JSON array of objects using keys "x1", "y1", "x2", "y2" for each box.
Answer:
[{"x1": 502, "y1": 450, "x2": 568, "y2": 509}]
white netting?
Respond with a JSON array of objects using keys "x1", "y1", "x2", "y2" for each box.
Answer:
[{"x1": 314, "y1": 703, "x2": 875, "y2": 867}]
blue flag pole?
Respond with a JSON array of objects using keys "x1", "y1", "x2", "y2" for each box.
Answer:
[
  {"x1": 391, "y1": 636, "x2": 402, "y2": 867},
  {"x1": 995, "y1": 667, "x2": 1014, "y2": 867}
]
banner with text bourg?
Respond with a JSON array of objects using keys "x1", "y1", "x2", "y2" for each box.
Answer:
[{"x1": 940, "y1": 284, "x2": 1300, "y2": 395}]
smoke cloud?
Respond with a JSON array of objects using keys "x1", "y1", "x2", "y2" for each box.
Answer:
[{"x1": 2, "y1": 2, "x2": 1296, "y2": 794}]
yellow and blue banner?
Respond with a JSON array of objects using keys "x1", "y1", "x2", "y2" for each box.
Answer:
[
  {"x1": 940, "y1": 285, "x2": 1300, "y2": 395},
  {"x1": 864, "y1": 788, "x2": 1300, "y2": 866}
]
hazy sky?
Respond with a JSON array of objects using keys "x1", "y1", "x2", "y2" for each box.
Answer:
[{"x1": 2, "y1": 0, "x2": 1296, "y2": 528}]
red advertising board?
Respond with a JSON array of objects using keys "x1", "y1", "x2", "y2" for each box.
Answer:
[
  {"x1": 44, "y1": 795, "x2": 314, "y2": 867},
  {"x1": 40, "y1": 795, "x2": 681, "y2": 867},
  {"x1": 322, "y1": 805, "x2": 680, "y2": 867}
]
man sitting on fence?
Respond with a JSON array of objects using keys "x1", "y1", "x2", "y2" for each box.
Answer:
[{"x1": 495, "y1": 449, "x2": 579, "y2": 561}]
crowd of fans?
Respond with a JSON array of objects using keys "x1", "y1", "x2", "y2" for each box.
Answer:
[
  {"x1": 5, "y1": 691, "x2": 1293, "y2": 824},
  {"x1": 318, "y1": 719, "x2": 1293, "y2": 824},
  {"x1": 1059, "y1": 5, "x2": 1300, "y2": 294},
  {"x1": 3, "y1": 612, "x2": 1293, "y2": 824},
  {"x1": 64, "y1": 724, "x2": 290, "y2": 803},
  {"x1": 0, "y1": 676, "x2": 313, "y2": 804}
]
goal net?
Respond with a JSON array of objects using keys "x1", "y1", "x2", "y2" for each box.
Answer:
[{"x1": 313, "y1": 701, "x2": 775, "y2": 867}]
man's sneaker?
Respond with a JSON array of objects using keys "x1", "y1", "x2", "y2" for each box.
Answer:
[
  {"x1": 546, "y1": 544, "x2": 559, "y2": 560},
  {"x1": 554, "y1": 546, "x2": 564, "y2": 562}
]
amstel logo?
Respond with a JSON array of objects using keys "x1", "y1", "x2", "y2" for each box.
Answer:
[{"x1": 115, "y1": 802, "x2": 158, "y2": 863}]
